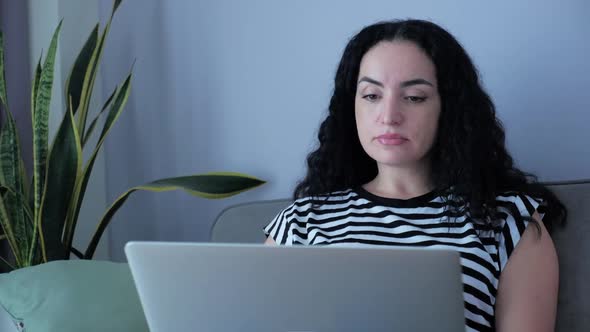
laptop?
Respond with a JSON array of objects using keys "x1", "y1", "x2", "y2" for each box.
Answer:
[{"x1": 125, "y1": 242, "x2": 465, "y2": 332}]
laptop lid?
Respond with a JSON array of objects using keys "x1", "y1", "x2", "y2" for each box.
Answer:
[{"x1": 125, "y1": 242, "x2": 465, "y2": 332}]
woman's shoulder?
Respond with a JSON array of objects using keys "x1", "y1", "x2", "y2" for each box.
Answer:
[
  {"x1": 494, "y1": 190, "x2": 544, "y2": 218},
  {"x1": 490, "y1": 190, "x2": 545, "y2": 271}
]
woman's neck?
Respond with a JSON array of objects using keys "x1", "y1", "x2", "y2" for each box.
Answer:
[{"x1": 364, "y1": 162, "x2": 434, "y2": 199}]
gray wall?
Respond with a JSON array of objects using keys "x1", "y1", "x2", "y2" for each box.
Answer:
[
  {"x1": 99, "y1": 0, "x2": 590, "y2": 261},
  {"x1": 0, "y1": 0, "x2": 32, "y2": 171}
]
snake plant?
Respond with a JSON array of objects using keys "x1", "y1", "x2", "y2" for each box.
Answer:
[{"x1": 0, "y1": 0, "x2": 264, "y2": 271}]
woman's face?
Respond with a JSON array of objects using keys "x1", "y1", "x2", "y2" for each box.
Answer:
[{"x1": 355, "y1": 40, "x2": 441, "y2": 170}]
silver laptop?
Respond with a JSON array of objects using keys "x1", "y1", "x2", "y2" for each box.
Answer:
[{"x1": 125, "y1": 242, "x2": 465, "y2": 332}]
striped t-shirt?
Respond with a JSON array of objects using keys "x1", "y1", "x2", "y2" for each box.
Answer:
[{"x1": 263, "y1": 187, "x2": 542, "y2": 331}]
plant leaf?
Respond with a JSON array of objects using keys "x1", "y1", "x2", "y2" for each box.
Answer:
[
  {"x1": 1, "y1": 179, "x2": 36, "y2": 263},
  {"x1": 0, "y1": 191, "x2": 20, "y2": 267},
  {"x1": 70, "y1": 246, "x2": 83, "y2": 259},
  {"x1": 64, "y1": 72, "x2": 131, "y2": 253},
  {"x1": 82, "y1": 85, "x2": 117, "y2": 147},
  {"x1": 84, "y1": 172, "x2": 265, "y2": 259},
  {"x1": 37, "y1": 103, "x2": 81, "y2": 261},
  {"x1": 1, "y1": 177, "x2": 41, "y2": 223},
  {"x1": 31, "y1": 55, "x2": 42, "y2": 118},
  {"x1": 0, "y1": 184, "x2": 14, "y2": 196},
  {"x1": 112, "y1": 0, "x2": 123, "y2": 17},
  {"x1": 19, "y1": 158, "x2": 28, "y2": 201},
  {"x1": 0, "y1": 110, "x2": 28, "y2": 266},
  {"x1": 76, "y1": 5, "x2": 120, "y2": 140},
  {"x1": 0, "y1": 183, "x2": 33, "y2": 265},
  {"x1": 0, "y1": 254, "x2": 15, "y2": 271},
  {"x1": 0, "y1": 31, "x2": 8, "y2": 108},
  {"x1": 133, "y1": 172, "x2": 267, "y2": 198},
  {"x1": 0, "y1": 35, "x2": 27, "y2": 245},
  {"x1": 97, "y1": 76, "x2": 130, "y2": 140},
  {"x1": 65, "y1": 24, "x2": 99, "y2": 115},
  {"x1": 32, "y1": 20, "x2": 62, "y2": 232},
  {"x1": 28, "y1": 169, "x2": 34, "y2": 220}
]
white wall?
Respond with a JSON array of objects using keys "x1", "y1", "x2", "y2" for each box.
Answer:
[{"x1": 99, "y1": 0, "x2": 590, "y2": 261}]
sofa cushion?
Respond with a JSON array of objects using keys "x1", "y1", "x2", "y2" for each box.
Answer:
[
  {"x1": 0, "y1": 260, "x2": 148, "y2": 332},
  {"x1": 548, "y1": 181, "x2": 590, "y2": 331}
]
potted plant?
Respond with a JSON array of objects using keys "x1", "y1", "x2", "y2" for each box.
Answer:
[{"x1": 0, "y1": 0, "x2": 264, "y2": 272}]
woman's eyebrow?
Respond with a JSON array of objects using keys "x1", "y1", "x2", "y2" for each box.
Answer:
[
  {"x1": 400, "y1": 78, "x2": 434, "y2": 88},
  {"x1": 358, "y1": 76, "x2": 384, "y2": 87},
  {"x1": 357, "y1": 76, "x2": 434, "y2": 88}
]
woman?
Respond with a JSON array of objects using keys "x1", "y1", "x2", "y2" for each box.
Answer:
[{"x1": 264, "y1": 19, "x2": 565, "y2": 331}]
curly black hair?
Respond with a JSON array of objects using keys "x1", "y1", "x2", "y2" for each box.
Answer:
[{"x1": 294, "y1": 19, "x2": 566, "y2": 233}]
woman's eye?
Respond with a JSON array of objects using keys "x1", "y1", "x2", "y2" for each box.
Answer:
[
  {"x1": 362, "y1": 94, "x2": 380, "y2": 102},
  {"x1": 405, "y1": 96, "x2": 427, "y2": 103}
]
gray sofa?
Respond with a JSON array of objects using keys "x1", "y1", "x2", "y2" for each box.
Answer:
[{"x1": 211, "y1": 180, "x2": 590, "y2": 331}]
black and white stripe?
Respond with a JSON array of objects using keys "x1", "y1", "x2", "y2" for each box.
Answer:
[{"x1": 264, "y1": 188, "x2": 541, "y2": 332}]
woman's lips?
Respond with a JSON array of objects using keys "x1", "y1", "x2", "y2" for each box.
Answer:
[{"x1": 375, "y1": 133, "x2": 408, "y2": 146}]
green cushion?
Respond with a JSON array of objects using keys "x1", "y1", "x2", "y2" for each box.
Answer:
[{"x1": 0, "y1": 260, "x2": 149, "y2": 332}]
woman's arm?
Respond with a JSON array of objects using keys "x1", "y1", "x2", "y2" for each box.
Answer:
[
  {"x1": 264, "y1": 237, "x2": 277, "y2": 245},
  {"x1": 495, "y1": 212, "x2": 559, "y2": 331}
]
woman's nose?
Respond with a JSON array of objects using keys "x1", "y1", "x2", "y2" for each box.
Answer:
[{"x1": 380, "y1": 97, "x2": 403, "y2": 125}]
